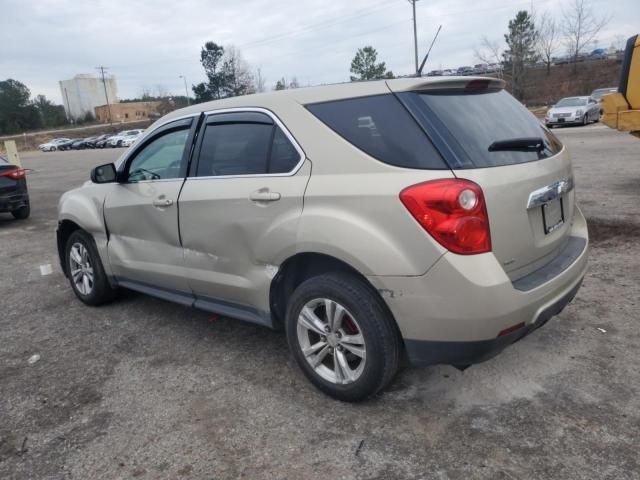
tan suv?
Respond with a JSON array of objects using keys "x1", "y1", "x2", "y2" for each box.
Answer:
[{"x1": 57, "y1": 77, "x2": 588, "y2": 401}]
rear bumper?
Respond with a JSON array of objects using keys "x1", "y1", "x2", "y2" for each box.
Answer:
[
  {"x1": 367, "y1": 207, "x2": 588, "y2": 366},
  {"x1": 0, "y1": 192, "x2": 29, "y2": 212}
]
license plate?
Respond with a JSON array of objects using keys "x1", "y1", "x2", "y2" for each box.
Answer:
[
  {"x1": 557, "y1": 118, "x2": 565, "y2": 123},
  {"x1": 542, "y1": 197, "x2": 564, "y2": 234}
]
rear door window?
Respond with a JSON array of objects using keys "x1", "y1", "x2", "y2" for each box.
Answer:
[
  {"x1": 399, "y1": 89, "x2": 563, "y2": 169},
  {"x1": 306, "y1": 94, "x2": 447, "y2": 169}
]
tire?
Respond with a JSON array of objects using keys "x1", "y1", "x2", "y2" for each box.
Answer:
[
  {"x1": 65, "y1": 230, "x2": 118, "y2": 306},
  {"x1": 50, "y1": 146, "x2": 57, "y2": 152},
  {"x1": 286, "y1": 272, "x2": 401, "y2": 402},
  {"x1": 583, "y1": 114, "x2": 589, "y2": 126},
  {"x1": 11, "y1": 204, "x2": 30, "y2": 220}
]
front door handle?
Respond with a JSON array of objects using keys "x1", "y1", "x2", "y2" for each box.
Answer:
[
  {"x1": 249, "y1": 189, "x2": 281, "y2": 202},
  {"x1": 152, "y1": 198, "x2": 174, "y2": 208}
]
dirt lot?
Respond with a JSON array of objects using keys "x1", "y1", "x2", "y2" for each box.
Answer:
[{"x1": 1, "y1": 125, "x2": 639, "y2": 480}]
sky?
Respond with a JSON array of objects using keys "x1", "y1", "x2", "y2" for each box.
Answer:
[{"x1": 1, "y1": 0, "x2": 639, "y2": 104}]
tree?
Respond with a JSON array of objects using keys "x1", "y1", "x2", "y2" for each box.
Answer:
[
  {"x1": 220, "y1": 45, "x2": 255, "y2": 97},
  {"x1": 288, "y1": 77, "x2": 300, "y2": 89},
  {"x1": 192, "y1": 82, "x2": 214, "y2": 103},
  {"x1": 0, "y1": 79, "x2": 41, "y2": 134},
  {"x1": 197, "y1": 41, "x2": 226, "y2": 100},
  {"x1": 349, "y1": 46, "x2": 394, "y2": 81},
  {"x1": 32, "y1": 94, "x2": 67, "y2": 128},
  {"x1": 503, "y1": 11, "x2": 538, "y2": 100},
  {"x1": 473, "y1": 36, "x2": 504, "y2": 78},
  {"x1": 537, "y1": 12, "x2": 559, "y2": 75},
  {"x1": 562, "y1": 0, "x2": 610, "y2": 69},
  {"x1": 255, "y1": 68, "x2": 267, "y2": 93},
  {"x1": 275, "y1": 78, "x2": 287, "y2": 91}
]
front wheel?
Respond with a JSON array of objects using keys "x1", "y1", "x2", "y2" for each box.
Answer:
[
  {"x1": 65, "y1": 230, "x2": 118, "y2": 306},
  {"x1": 50, "y1": 146, "x2": 57, "y2": 152},
  {"x1": 286, "y1": 272, "x2": 401, "y2": 402},
  {"x1": 583, "y1": 114, "x2": 589, "y2": 126}
]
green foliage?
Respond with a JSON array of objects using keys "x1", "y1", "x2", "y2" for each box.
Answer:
[
  {"x1": 0, "y1": 79, "x2": 41, "y2": 134},
  {"x1": 275, "y1": 78, "x2": 286, "y2": 91},
  {"x1": 193, "y1": 42, "x2": 255, "y2": 103},
  {"x1": 503, "y1": 11, "x2": 538, "y2": 100},
  {"x1": 32, "y1": 94, "x2": 67, "y2": 128},
  {"x1": 349, "y1": 46, "x2": 394, "y2": 81}
]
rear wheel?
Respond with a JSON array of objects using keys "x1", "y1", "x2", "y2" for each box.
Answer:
[
  {"x1": 286, "y1": 272, "x2": 401, "y2": 402},
  {"x1": 65, "y1": 230, "x2": 118, "y2": 306},
  {"x1": 11, "y1": 204, "x2": 30, "y2": 220}
]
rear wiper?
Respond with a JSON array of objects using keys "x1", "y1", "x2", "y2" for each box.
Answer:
[{"x1": 488, "y1": 137, "x2": 545, "y2": 152}]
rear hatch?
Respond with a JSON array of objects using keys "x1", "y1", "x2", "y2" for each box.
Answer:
[
  {"x1": 0, "y1": 157, "x2": 20, "y2": 196},
  {"x1": 393, "y1": 79, "x2": 574, "y2": 280}
]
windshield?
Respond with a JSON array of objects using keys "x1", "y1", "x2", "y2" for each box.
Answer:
[
  {"x1": 399, "y1": 88, "x2": 563, "y2": 169},
  {"x1": 556, "y1": 97, "x2": 587, "y2": 107}
]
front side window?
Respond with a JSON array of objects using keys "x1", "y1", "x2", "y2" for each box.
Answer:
[
  {"x1": 126, "y1": 128, "x2": 189, "y2": 182},
  {"x1": 195, "y1": 120, "x2": 301, "y2": 177}
]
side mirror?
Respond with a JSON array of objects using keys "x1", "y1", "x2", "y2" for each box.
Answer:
[{"x1": 90, "y1": 163, "x2": 118, "y2": 183}]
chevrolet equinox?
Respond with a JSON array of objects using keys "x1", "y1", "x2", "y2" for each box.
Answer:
[{"x1": 57, "y1": 77, "x2": 588, "y2": 401}]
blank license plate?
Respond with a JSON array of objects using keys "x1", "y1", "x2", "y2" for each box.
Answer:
[{"x1": 542, "y1": 197, "x2": 564, "y2": 234}]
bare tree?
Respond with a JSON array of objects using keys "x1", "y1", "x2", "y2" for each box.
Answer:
[
  {"x1": 562, "y1": 0, "x2": 610, "y2": 68},
  {"x1": 255, "y1": 68, "x2": 267, "y2": 93},
  {"x1": 473, "y1": 37, "x2": 504, "y2": 78},
  {"x1": 221, "y1": 45, "x2": 256, "y2": 97},
  {"x1": 537, "y1": 11, "x2": 559, "y2": 75}
]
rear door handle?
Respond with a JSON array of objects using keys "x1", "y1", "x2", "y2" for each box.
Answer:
[
  {"x1": 152, "y1": 198, "x2": 174, "y2": 208},
  {"x1": 249, "y1": 189, "x2": 281, "y2": 202}
]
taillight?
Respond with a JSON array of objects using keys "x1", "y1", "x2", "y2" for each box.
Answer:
[
  {"x1": 399, "y1": 179, "x2": 491, "y2": 255},
  {"x1": 0, "y1": 168, "x2": 26, "y2": 180}
]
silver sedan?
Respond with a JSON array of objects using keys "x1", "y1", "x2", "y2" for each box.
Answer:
[{"x1": 545, "y1": 96, "x2": 600, "y2": 127}]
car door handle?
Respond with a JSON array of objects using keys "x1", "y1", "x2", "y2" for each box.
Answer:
[
  {"x1": 249, "y1": 190, "x2": 281, "y2": 202},
  {"x1": 152, "y1": 198, "x2": 174, "y2": 207}
]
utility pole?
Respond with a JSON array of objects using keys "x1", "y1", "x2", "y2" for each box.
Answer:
[
  {"x1": 179, "y1": 75, "x2": 190, "y2": 105},
  {"x1": 409, "y1": 0, "x2": 420, "y2": 74},
  {"x1": 96, "y1": 66, "x2": 113, "y2": 126}
]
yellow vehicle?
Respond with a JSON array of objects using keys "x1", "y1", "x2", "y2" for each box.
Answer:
[{"x1": 601, "y1": 34, "x2": 640, "y2": 138}]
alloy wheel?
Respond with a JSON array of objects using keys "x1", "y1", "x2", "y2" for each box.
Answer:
[
  {"x1": 296, "y1": 298, "x2": 366, "y2": 385},
  {"x1": 69, "y1": 242, "x2": 94, "y2": 295}
]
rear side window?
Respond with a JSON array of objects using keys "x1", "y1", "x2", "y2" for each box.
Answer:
[
  {"x1": 306, "y1": 94, "x2": 447, "y2": 169},
  {"x1": 196, "y1": 121, "x2": 301, "y2": 177},
  {"x1": 399, "y1": 89, "x2": 563, "y2": 169}
]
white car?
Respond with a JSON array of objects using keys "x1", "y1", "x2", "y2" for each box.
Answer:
[
  {"x1": 108, "y1": 130, "x2": 144, "y2": 148},
  {"x1": 121, "y1": 132, "x2": 144, "y2": 147},
  {"x1": 39, "y1": 138, "x2": 70, "y2": 152}
]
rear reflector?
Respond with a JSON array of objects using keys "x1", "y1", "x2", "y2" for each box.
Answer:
[
  {"x1": 399, "y1": 179, "x2": 491, "y2": 255},
  {"x1": 498, "y1": 322, "x2": 526, "y2": 337},
  {"x1": 0, "y1": 168, "x2": 26, "y2": 180}
]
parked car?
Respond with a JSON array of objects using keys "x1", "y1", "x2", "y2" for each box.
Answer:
[
  {"x1": 71, "y1": 137, "x2": 95, "y2": 150},
  {"x1": 456, "y1": 66, "x2": 473, "y2": 75},
  {"x1": 57, "y1": 77, "x2": 588, "y2": 401},
  {"x1": 426, "y1": 70, "x2": 443, "y2": 76},
  {"x1": 121, "y1": 132, "x2": 144, "y2": 147},
  {"x1": 473, "y1": 63, "x2": 488, "y2": 74},
  {"x1": 589, "y1": 48, "x2": 608, "y2": 59},
  {"x1": 108, "y1": 130, "x2": 144, "y2": 147},
  {"x1": 94, "y1": 135, "x2": 114, "y2": 149},
  {"x1": 545, "y1": 96, "x2": 600, "y2": 127},
  {"x1": 442, "y1": 69, "x2": 455, "y2": 76},
  {"x1": 487, "y1": 63, "x2": 503, "y2": 73},
  {"x1": 57, "y1": 138, "x2": 79, "y2": 151},
  {"x1": 0, "y1": 154, "x2": 29, "y2": 219},
  {"x1": 39, "y1": 138, "x2": 70, "y2": 152},
  {"x1": 85, "y1": 134, "x2": 109, "y2": 149}
]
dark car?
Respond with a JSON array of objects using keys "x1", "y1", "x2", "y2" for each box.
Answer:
[
  {"x1": 94, "y1": 135, "x2": 114, "y2": 148},
  {"x1": 71, "y1": 139, "x2": 87, "y2": 150},
  {"x1": 85, "y1": 134, "x2": 109, "y2": 148},
  {"x1": 0, "y1": 155, "x2": 29, "y2": 220},
  {"x1": 57, "y1": 139, "x2": 78, "y2": 151}
]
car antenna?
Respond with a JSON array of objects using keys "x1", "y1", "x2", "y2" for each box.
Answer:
[{"x1": 417, "y1": 25, "x2": 442, "y2": 77}]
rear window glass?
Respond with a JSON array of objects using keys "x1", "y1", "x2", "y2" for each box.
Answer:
[
  {"x1": 0, "y1": 155, "x2": 7, "y2": 165},
  {"x1": 306, "y1": 94, "x2": 447, "y2": 170},
  {"x1": 400, "y1": 89, "x2": 563, "y2": 169}
]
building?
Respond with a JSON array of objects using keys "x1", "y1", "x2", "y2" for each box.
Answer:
[
  {"x1": 59, "y1": 74, "x2": 118, "y2": 121},
  {"x1": 94, "y1": 101, "x2": 161, "y2": 123}
]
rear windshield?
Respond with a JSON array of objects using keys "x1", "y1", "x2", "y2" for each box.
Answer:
[
  {"x1": 399, "y1": 89, "x2": 563, "y2": 169},
  {"x1": 306, "y1": 94, "x2": 447, "y2": 170},
  {"x1": 0, "y1": 155, "x2": 7, "y2": 165}
]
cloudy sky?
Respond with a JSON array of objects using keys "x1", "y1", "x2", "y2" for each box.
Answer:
[{"x1": 1, "y1": 0, "x2": 638, "y2": 103}]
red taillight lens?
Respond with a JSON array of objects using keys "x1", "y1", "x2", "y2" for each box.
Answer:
[
  {"x1": 399, "y1": 179, "x2": 491, "y2": 255},
  {"x1": 0, "y1": 168, "x2": 26, "y2": 180}
]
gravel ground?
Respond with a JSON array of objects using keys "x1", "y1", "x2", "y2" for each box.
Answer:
[{"x1": 1, "y1": 125, "x2": 639, "y2": 480}]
